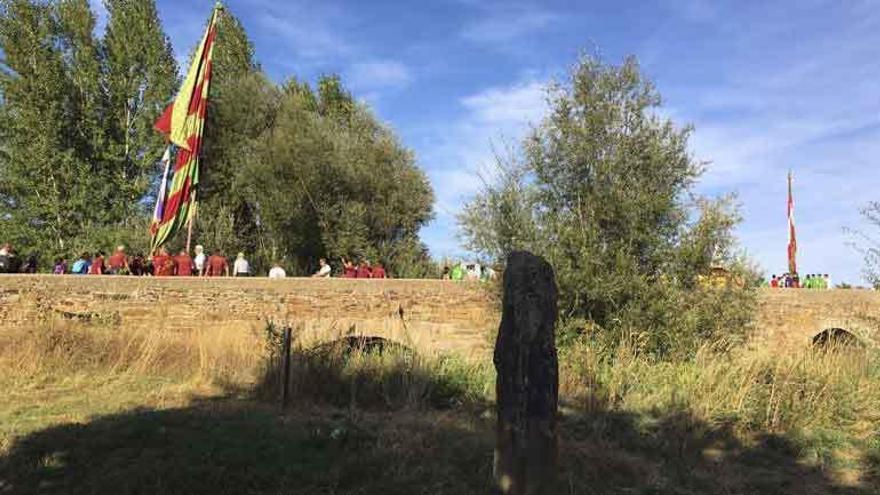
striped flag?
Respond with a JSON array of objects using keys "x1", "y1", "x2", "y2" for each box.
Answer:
[
  {"x1": 150, "y1": 4, "x2": 222, "y2": 251},
  {"x1": 787, "y1": 170, "x2": 797, "y2": 276}
]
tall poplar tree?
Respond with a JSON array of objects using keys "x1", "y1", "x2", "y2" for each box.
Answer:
[
  {"x1": 0, "y1": 0, "x2": 101, "y2": 253},
  {"x1": 102, "y1": 0, "x2": 178, "y2": 216},
  {"x1": 0, "y1": 0, "x2": 179, "y2": 258}
]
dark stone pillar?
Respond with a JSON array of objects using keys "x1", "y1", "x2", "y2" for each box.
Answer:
[{"x1": 493, "y1": 251, "x2": 559, "y2": 495}]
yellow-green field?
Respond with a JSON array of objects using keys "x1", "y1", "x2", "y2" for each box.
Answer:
[{"x1": 1, "y1": 322, "x2": 878, "y2": 494}]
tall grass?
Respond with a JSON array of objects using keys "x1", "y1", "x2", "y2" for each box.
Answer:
[
  {"x1": 257, "y1": 330, "x2": 493, "y2": 410},
  {"x1": 561, "y1": 336, "x2": 880, "y2": 465},
  {"x1": 0, "y1": 321, "x2": 263, "y2": 389}
]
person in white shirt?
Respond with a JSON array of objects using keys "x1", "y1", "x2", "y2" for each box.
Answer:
[
  {"x1": 193, "y1": 245, "x2": 207, "y2": 276},
  {"x1": 312, "y1": 258, "x2": 332, "y2": 278},
  {"x1": 233, "y1": 252, "x2": 250, "y2": 277},
  {"x1": 268, "y1": 263, "x2": 286, "y2": 279}
]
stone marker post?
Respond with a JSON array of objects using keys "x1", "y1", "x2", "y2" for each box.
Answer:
[{"x1": 493, "y1": 251, "x2": 559, "y2": 495}]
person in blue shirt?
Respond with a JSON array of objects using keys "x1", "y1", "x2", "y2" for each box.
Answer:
[{"x1": 70, "y1": 253, "x2": 92, "y2": 275}]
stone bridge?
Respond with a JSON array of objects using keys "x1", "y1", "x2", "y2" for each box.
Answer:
[
  {"x1": 0, "y1": 276, "x2": 878, "y2": 356},
  {"x1": 755, "y1": 289, "x2": 880, "y2": 349}
]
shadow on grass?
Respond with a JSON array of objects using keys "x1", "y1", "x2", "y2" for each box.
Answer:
[
  {"x1": 0, "y1": 399, "x2": 495, "y2": 495},
  {"x1": 1, "y1": 340, "x2": 877, "y2": 494},
  {"x1": 2, "y1": 401, "x2": 875, "y2": 494}
]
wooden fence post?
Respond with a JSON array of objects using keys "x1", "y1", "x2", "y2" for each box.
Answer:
[
  {"x1": 279, "y1": 326, "x2": 292, "y2": 413},
  {"x1": 493, "y1": 251, "x2": 559, "y2": 495}
]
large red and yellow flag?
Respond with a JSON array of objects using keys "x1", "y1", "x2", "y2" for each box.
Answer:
[{"x1": 150, "y1": 4, "x2": 221, "y2": 251}]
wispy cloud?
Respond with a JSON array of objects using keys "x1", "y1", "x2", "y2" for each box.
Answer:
[
  {"x1": 256, "y1": 11, "x2": 353, "y2": 63},
  {"x1": 417, "y1": 78, "x2": 550, "y2": 258},
  {"x1": 347, "y1": 60, "x2": 412, "y2": 92},
  {"x1": 461, "y1": 81, "x2": 547, "y2": 125},
  {"x1": 459, "y1": 3, "x2": 560, "y2": 45},
  {"x1": 652, "y1": 2, "x2": 880, "y2": 283}
]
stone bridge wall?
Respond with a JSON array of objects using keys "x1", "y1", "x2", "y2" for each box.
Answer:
[
  {"x1": 0, "y1": 276, "x2": 499, "y2": 358},
  {"x1": 1, "y1": 276, "x2": 878, "y2": 356},
  {"x1": 755, "y1": 288, "x2": 880, "y2": 348}
]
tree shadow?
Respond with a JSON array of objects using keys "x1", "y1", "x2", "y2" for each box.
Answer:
[
  {"x1": 0, "y1": 399, "x2": 495, "y2": 495},
  {"x1": 2, "y1": 352, "x2": 878, "y2": 494},
  {"x1": 558, "y1": 405, "x2": 875, "y2": 494}
]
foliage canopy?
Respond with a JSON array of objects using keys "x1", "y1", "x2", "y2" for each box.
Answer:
[
  {"x1": 0, "y1": 2, "x2": 435, "y2": 277},
  {"x1": 459, "y1": 55, "x2": 757, "y2": 357}
]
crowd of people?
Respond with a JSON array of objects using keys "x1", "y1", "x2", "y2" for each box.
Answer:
[
  {"x1": 440, "y1": 262, "x2": 497, "y2": 282},
  {"x1": 768, "y1": 273, "x2": 833, "y2": 289},
  {"x1": 0, "y1": 243, "x2": 394, "y2": 279}
]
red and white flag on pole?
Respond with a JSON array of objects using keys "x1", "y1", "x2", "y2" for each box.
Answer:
[{"x1": 787, "y1": 170, "x2": 797, "y2": 276}]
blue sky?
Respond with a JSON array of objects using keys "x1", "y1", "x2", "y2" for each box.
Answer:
[{"x1": 95, "y1": 0, "x2": 880, "y2": 284}]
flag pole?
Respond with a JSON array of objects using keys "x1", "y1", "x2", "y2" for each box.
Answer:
[{"x1": 186, "y1": 190, "x2": 197, "y2": 254}]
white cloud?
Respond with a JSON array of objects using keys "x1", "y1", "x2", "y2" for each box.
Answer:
[
  {"x1": 347, "y1": 60, "x2": 412, "y2": 91},
  {"x1": 414, "y1": 78, "x2": 551, "y2": 257},
  {"x1": 461, "y1": 81, "x2": 547, "y2": 125}
]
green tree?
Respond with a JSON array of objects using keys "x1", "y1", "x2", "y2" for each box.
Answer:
[
  {"x1": 0, "y1": 0, "x2": 103, "y2": 254},
  {"x1": 0, "y1": 0, "x2": 178, "y2": 261},
  {"x1": 195, "y1": 11, "x2": 271, "y2": 260},
  {"x1": 854, "y1": 202, "x2": 880, "y2": 288},
  {"x1": 191, "y1": 12, "x2": 434, "y2": 276},
  {"x1": 102, "y1": 0, "x2": 178, "y2": 215},
  {"x1": 459, "y1": 55, "x2": 756, "y2": 357}
]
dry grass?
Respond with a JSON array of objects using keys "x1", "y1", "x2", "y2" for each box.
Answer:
[
  {"x1": 1, "y1": 320, "x2": 879, "y2": 493},
  {"x1": 0, "y1": 320, "x2": 263, "y2": 387},
  {"x1": 560, "y1": 336, "x2": 880, "y2": 488}
]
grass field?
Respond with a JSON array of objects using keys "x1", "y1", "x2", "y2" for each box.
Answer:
[{"x1": 1, "y1": 322, "x2": 878, "y2": 494}]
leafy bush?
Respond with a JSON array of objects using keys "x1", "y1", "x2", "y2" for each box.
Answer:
[{"x1": 460, "y1": 54, "x2": 758, "y2": 358}]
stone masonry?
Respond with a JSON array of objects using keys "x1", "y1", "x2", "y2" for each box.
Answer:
[{"x1": 0, "y1": 275, "x2": 878, "y2": 355}]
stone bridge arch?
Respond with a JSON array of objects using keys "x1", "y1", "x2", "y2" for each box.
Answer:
[{"x1": 756, "y1": 289, "x2": 880, "y2": 349}]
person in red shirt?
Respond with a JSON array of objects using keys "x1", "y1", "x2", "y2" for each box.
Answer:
[
  {"x1": 152, "y1": 248, "x2": 174, "y2": 277},
  {"x1": 770, "y1": 275, "x2": 779, "y2": 288},
  {"x1": 205, "y1": 250, "x2": 229, "y2": 277},
  {"x1": 371, "y1": 263, "x2": 387, "y2": 279},
  {"x1": 88, "y1": 251, "x2": 105, "y2": 275},
  {"x1": 106, "y1": 246, "x2": 128, "y2": 275},
  {"x1": 356, "y1": 259, "x2": 372, "y2": 279},
  {"x1": 173, "y1": 250, "x2": 194, "y2": 276},
  {"x1": 341, "y1": 258, "x2": 357, "y2": 278}
]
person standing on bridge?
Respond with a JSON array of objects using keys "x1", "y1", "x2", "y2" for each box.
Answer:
[
  {"x1": 88, "y1": 251, "x2": 105, "y2": 275},
  {"x1": 312, "y1": 258, "x2": 332, "y2": 278},
  {"x1": 233, "y1": 252, "x2": 251, "y2": 277},
  {"x1": 357, "y1": 259, "x2": 372, "y2": 279},
  {"x1": 173, "y1": 250, "x2": 194, "y2": 277},
  {"x1": 194, "y1": 245, "x2": 207, "y2": 276},
  {"x1": 152, "y1": 248, "x2": 174, "y2": 277},
  {"x1": 107, "y1": 246, "x2": 129, "y2": 275},
  {"x1": 341, "y1": 258, "x2": 357, "y2": 278},
  {"x1": 205, "y1": 250, "x2": 229, "y2": 277},
  {"x1": 269, "y1": 262, "x2": 287, "y2": 279}
]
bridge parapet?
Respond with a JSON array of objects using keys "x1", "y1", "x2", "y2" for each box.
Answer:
[
  {"x1": 755, "y1": 288, "x2": 880, "y2": 348},
  {"x1": 2, "y1": 277, "x2": 878, "y2": 356},
  {"x1": 0, "y1": 275, "x2": 499, "y2": 358}
]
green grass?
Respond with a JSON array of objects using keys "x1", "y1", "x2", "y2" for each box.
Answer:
[{"x1": 1, "y1": 323, "x2": 879, "y2": 494}]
